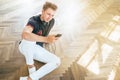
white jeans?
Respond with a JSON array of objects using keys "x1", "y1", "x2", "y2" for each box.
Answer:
[{"x1": 19, "y1": 39, "x2": 61, "y2": 80}]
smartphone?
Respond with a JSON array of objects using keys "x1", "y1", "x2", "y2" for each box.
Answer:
[{"x1": 55, "y1": 34, "x2": 62, "y2": 37}]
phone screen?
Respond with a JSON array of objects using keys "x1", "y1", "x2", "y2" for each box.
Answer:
[{"x1": 55, "y1": 34, "x2": 62, "y2": 37}]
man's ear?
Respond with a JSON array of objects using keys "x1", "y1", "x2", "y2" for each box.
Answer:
[{"x1": 42, "y1": 10, "x2": 45, "y2": 13}]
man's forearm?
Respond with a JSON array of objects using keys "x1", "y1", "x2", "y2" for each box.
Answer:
[{"x1": 22, "y1": 32, "x2": 48, "y2": 43}]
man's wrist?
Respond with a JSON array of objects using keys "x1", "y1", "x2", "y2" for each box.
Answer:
[{"x1": 45, "y1": 37, "x2": 48, "y2": 43}]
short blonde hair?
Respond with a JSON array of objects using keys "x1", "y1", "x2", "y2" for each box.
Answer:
[{"x1": 43, "y1": 2, "x2": 57, "y2": 11}]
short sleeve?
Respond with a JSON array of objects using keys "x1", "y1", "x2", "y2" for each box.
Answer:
[{"x1": 26, "y1": 18, "x2": 37, "y2": 29}]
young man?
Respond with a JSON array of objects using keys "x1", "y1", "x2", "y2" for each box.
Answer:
[{"x1": 19, "y1": 2, "x2": 61, "y2": 80}]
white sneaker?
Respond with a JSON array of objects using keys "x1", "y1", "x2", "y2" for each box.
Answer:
[
  {"x1": 20, "y1": 76, "x2": 39, "y2": 80},
  {"x1": 19, "y1": 76, "x2": 28, "y2": 80},
  {"x1": 28, "y1": 67, "x2": 36, "y2": 74}
]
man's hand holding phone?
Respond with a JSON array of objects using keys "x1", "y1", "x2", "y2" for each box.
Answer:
[{"x1": 46, "y1": 34, "x2": 62, "y2": 43}]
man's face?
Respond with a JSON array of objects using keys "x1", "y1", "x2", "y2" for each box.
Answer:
[{"x1": 42, "y1": 8, "x2": 56, "y2": 22}]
